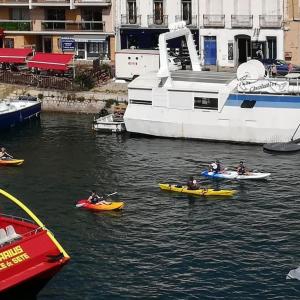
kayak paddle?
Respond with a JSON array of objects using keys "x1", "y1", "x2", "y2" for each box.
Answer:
[{"x1": 75, "y1": 192, "x2": 118, "y2": 208}]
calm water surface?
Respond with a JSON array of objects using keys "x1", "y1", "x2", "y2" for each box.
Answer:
[{"x1": 0, "y1": 113, "x2": 300, "y2": 299}]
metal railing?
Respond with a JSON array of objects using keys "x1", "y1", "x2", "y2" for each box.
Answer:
[
  {"x1": 203, "y1": 14, "x2": 225, "y2": 28},
  {"x1": 41, "y1": 20, "x2": 105, "y2": 31},
  {"x1": 74, "y1": 0, "x2": 111, "y2": 3},
  {"x1": 0, "y1": 71, "x2": 73, "y2": 90},
  {"x1": 0, "y1": 213, "x2": 35, "y2": 224},
  {"x1": 175, "y1": 15, "x2": 197, "y2": 27},
  {"x1": 147, "y1": 14, "x2": 168, "y2": 27},
  {"x1": 0, "y1": 20, "x2": 32, "y2": 31},
  {"x1": 0, "y1": 0, "x2": 28, "y2": 3},
  {"x1": 31, "y1": 0, "x2": 69, "y2": 3},
  {"x1": 231, "y1": 15, "x2": 253, "y2": 28},
  {"x1": 121, "y1": 14, "x2": 141, "y2": 26},
  {"x1": 0, "y1": 0, "x2": 111, "y2": 4},
  {"x1": 259, "y1": 15, "x2": 282, "y2": 28}
]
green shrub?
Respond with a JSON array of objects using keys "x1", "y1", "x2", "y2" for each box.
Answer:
[
  {"x1": 77, "y1": 96, "x2": 85, "y2": 102},
  {"x1": 100, "y1": 63, "x2": 112, "y2": 77},
  {"x1": 104, "y1": 99, "x2": 115, "y2": 108},
  {"x1": 74, "y1": 71, "x2": 95, "y2": 90},
  {"x1": 37, "y1": 93, "x2": 44, "y2": 100}
]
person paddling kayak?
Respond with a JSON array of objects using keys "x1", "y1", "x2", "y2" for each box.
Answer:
[
  {"x1": 0, "y1": 147, "x2": 13, "y2": 160},
  {"x1": 209, "y1": 159, "x2": 222, "y2": 174},
  {"x1": 187, "y1": 176, "x2": 200, "y2": 190},
  {"x1": 237, "y1": 161, "x2": 248, "y2": 175},
  {"x1": 88, "y1": 190, "x2": 111, "y2": 205}
]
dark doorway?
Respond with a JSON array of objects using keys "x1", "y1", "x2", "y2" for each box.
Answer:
[
  {"x1": 235, "y1": 35, "x2": 251, "y2": 65},
  {"x1": 267, "y1": 36, "x2": 277, "y2": 59},
  {"x1": 43, "y1": 37, "x2": 52, "y2": 53}
]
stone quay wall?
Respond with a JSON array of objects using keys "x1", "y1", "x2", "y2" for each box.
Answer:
[{"x1": 4, "y1": 82, "x2": 129, "y2": 114}]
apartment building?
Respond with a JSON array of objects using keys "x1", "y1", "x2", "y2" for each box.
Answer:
[
  {"x1": 199, "y1": 0, "x2": 284, "y2": 67},
  {"x1": 116, "y1": 0, "x2": 284, "y2": 68},
  {"x1": 116, "y1": 0, "x2": 200, "y2": 51},
  {"x1": 284, "y1": 0, "x2": 300, "y2": 64},
  {"x1": 0, "y1": 0, "x2": 115, "y2": 61}
]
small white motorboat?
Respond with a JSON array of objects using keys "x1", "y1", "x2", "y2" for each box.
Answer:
[{"x1": 93, "y1": 113, "x2": 126, "y2": 133}]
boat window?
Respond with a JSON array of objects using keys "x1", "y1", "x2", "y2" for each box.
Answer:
[
  {"x1": 130, "y1": 99, "x2": 152, "y2": 105},
  {"x1": 194, "y1": 97, "x2": 218, "y2": 110},
  {"x1": 241, "y1": 100, "x2": 256, "y2": 108}
]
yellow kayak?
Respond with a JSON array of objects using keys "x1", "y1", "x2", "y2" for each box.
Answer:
[
  {"x1": 0, "y1": 159, "x2": 24, "y2": 166},
  {"x1": 76, "y1": 199, "x2": 124, "y2": 211},
  {"x1": 159, "y1": 184, "x2": 236, "y2": 197}
]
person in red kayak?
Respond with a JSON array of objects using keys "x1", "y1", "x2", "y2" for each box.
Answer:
[
  {"x1": 88, "y1": 190, "x2": 110, "y2": 205},
  {"x1": 0, "y1": 147, "x2": 13, "y2": 160}
]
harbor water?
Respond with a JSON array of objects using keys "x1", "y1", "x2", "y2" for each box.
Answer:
[{"x1": 1, "y1": 112, "x2": 300, "y2": 299}]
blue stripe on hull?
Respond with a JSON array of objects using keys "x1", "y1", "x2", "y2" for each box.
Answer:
[
  {"x1": 226, "y1": 93, "x2": 300, "y2": 108},
  {"x1": 0, "y1": 102, "x2": 41, "y2": 129}
]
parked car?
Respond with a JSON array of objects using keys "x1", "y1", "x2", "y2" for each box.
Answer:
[{"x1": 260, "y1": 59, "x2": 300, "y2": 76}]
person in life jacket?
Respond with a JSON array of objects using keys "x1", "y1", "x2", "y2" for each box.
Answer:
[
  {"x1": 187, "y1": 176, "x2": 199, "y2": 190},
  {"x1": 237, "y1": 161, "x2": 247, "y2": 175},
  {"x1": 210, "y1": 160, "x2": 222, "y2": 174},
  {"x1": 0, "y1": 147, "x2": 13, "y2": 160},
  {"x1": 88, "y1": 190, "x2": 110, "y2": 205}
]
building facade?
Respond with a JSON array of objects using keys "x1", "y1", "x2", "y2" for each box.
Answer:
[
  {"x1": 0, "y1": 0, "x2": 115, "y2": 61},
  {"x1": 284, "y1": 0, "x2": 300, "y2": 64},
  {"x1": 116, "y1": 0, "x2": 284, "y2": 68},
  {"x1": 199, "y1": 0, "x2": 284, "y2": 67},
  {"x1": 116, "y1": 0, "x2": 200, "y2": 52}
]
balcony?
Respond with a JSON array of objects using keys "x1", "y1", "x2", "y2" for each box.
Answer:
[
  {"x1": 0, "y1": 0, "x2": 111, "y2": 7},
  {"x1": 203, "y1": 14, "x2": 225, "y2": 28},
  {"x1": 31, "y1": 0, "x2": 69, "y2": 5},
  {"x1": 259, "y1": 15, "x2": 282, "y2": 28},
  {"x1": 175, "y1": 15, "x2": 197, "y2": 27},
  {"x1": 121, "y1": 14, "x2": 141, "y2": 27},
  {"x1": 231, "y1": 15, "x2": 253, "y2": 28},
  {"x1": 73, "y1": 0, "x2": 111, "y2": 6},
  {"x1": 147, "y1": 15, "x2": 168, "y2": 27},
  {"x1": 0, "y1": 20, "x2": 32, "y2": 31},
  {"x1": 0, "y1": 0, "x2": 28, "y2": 4},
  {"x1": 41, "y1": 20, "x2": 105, "y2": 31}
]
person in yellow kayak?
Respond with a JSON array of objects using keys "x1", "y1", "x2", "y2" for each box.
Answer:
[
  {"x1": 0, "y1": 147, "x2": 13, "y2": 160},
  {"x1": 187, "y1": 176, "x2": 200, "y2": 190},
  {"x1": 88, "y1": 190, "x2": 111, "y2": 205}
]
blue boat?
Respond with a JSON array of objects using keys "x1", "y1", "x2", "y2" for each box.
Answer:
[{"x1": 0, "y1": 96, "x2": 41, "y2": 129}]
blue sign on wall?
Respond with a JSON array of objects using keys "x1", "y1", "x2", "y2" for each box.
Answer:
[{"x1": 61, "y1": 39, "x2": 75, "y2": 51}]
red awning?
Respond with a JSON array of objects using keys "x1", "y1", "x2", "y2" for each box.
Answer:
[
  {"x1": 0, "y1": 48, "x2": 33, "y2": 63},
  {"x1": 27, "y1": 53, "x2": 74, "y2": 71}
]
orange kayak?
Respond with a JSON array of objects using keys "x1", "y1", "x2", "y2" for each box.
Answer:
[{"x1": 0, "y1": 159, "x2": 24, "y2": 166}]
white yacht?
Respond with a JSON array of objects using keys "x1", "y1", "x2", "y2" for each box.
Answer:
[{"x1": 124, "y1": 22, "x2": 300, "y2": 144}]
